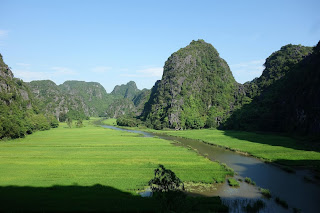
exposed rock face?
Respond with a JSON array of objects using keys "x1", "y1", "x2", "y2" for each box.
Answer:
[
  {"x1": 107, "y1": 82, "x2": 150, "y2": 118},
  {"x1": 106, "y1": 98, "x2": 136, "y2": 118},
  {"x1": 0, "y1": 54, "x2": 32, "y2": 104},
  {"x1": 28, "y1": 80, "x2": 114, "y2": 120},
  {"x1": 0, "y1": 54, "x2": 52, "y2": 139},
  {"x1": 142, "y1": 40, "x2": 245, "y2": 129},
  {"x1": 111, "y1": 81, "x2": 140, "y2": 99},
  {"x1": 59, "y1": 81, "x2": 111, "y2": 116},
  {"x1": 28, "y1": 80, "x2": 88, "y2": 120}
]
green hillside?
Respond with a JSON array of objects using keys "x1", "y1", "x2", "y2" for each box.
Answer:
[
  {"x1": 142, "y1": 39, "x2": 246, "y2": 130},
  {"x1": 0, "y1": 54, "x2": 58, "y2": 139},
  {"x1": 224, "y1": 42, "x2": 320, "y2": 136}
]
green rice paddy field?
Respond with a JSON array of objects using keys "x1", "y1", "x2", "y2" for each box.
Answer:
[
  {"x1": 0, "y1": 119, "x2": 231, "y2": 191},
  {"x1": 159, "y1": 129, "x2": 320, "y2": 169},
  {"x1": 106, "y1": 119, "x2": 320, "y2": 169}
]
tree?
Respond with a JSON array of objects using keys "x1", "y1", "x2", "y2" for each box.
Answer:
[
  {"x1": 76, "y1": 119, "x2": 83, "y2": 128},
  {"x1": 59, "y1": 112, "x2": 67, "y2": 122},
  {"x1": 66, "y1": 117, "x2": 72, "y2": 128},
  {"x1": 148, "y1": 164, "x2": 184, "y2": 192}
]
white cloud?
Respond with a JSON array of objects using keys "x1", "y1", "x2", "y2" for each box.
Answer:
[
  {"x1": 13, "y1": 66, "x2": 77, "y2": 83},
  {"x1": 91, "y1": 66, "x2": 112, "y2": 73},
  {"x1": 120, "y1": 73, "x2": 139, "y2": 77},
  {"x1": 137, "y1": 67, "x2": 163, "y2": 77},
  {"x1": 0, "y1": 30, "x2": 8, "y2": 46},
  {"x1": 14, "y1": 70, "x2": 51, "y2": 82},
  {"x1": 231, "y1": 60, "x2": 264, "y2": 69},
  {"x1": 0, "y1": 30, "x2": 8, "y2": 37},
  {"x1": 16, "y1": 63, "x2": 31, "y2": 68},
  {"x1": 119, "y1": 68, "x2": 129, "y2": 72},
  {"x1": 120, "y1": 67, "x2": 163, "y2": 78},
  {"x1": 230, "y1": 59, "x2": 265, "y2": 83},
  {"x1": 51, "y1": 66, "x2": 77, "y2": 75}
]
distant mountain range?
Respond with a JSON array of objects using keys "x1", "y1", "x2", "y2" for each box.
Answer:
[{"x1": 1, "y1": 39, "x2": 319, "y2": 139}]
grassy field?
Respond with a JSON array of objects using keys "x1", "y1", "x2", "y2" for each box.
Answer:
[
  {"x1": 0, "y1": 119, "x2": 232, "y2": 211},
  {"x1": 0, "y1": 119, "x2": 231, "y2": 190},
  {"x1": 156, "y1": 129, "x2": 320, "y2": 169},
  {"x1": 104, "y1": 120, "x2": 320, "y2": 169},
  {"x1": 103, "y1": 118, "x2": 117, "y2": 126}
]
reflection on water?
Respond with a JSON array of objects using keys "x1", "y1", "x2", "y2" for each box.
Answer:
[{"x1": 102, "y1": 125, "x2": 320, "y2": 213}]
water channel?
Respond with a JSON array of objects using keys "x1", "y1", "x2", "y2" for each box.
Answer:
[{"x1": 102, "y1": 125, "x2": 320, "y2": 213}]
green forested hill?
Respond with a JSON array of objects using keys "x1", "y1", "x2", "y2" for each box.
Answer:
[
  {"x1": 140, "y1": 39, "x2": 319, "y2": 136},
  {"x1": 28, "y1": 80, "x2": 89, "y2": 120},
  {"x1": 107, "y1": 82, "x2": 150, "y2": 118},
  {"x1": 110, "y1": 81, "x2": 140, "y2": 99},
  {"x1": 224, "y1": 42, "x2": 320, "y2": 135},
  {"x1": 29, "y1": 80, "x2": 115, "y2": 120},
  {"x1": 59, "y1": 81, "x2": 114, "y2": 117},
  {"x1": 2, "y1": 39, "x2": 319, "y2": 137},
  {"x1": 28, "y1": 79, "x2": 148, "y2": 121},
  {"x1": 0, "y1": 54, "x2": 57, "y2": 139},
  {"x1": 142, "y1": 40, "x2": 246, "y2": 130},
  {"x1": 243, "y1": 44, "x2": 313, "y2": 98}
]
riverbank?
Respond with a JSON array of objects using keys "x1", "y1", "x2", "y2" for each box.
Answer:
[
  {"x1": 102, "y1": 119, "x2": 320, "y2": 173},
  {"x1": 102, "y1": 119, "x2": 320, "y2": 212}
]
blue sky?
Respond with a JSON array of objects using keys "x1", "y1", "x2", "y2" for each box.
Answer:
[{"x1": 1, "y1": 0, "x2": 319, "y2": 92}]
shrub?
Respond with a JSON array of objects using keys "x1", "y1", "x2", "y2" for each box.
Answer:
[
  {"x1": 116, "y1": 116, "x2": 140, "y2": 127},
  {"x1": 67, "y1": 117, "x2": 72, "y2": 128},
  {"x1": 76, "y1": 119, "x2": 83, "y2": 128},
  {"x1": 228, "y1": 178, "x2": 240, "y2": 187},
  {"x1": 260, "y1": 188, "x2": 271, "y2": 198},
  {"x1": 244, "y1": 177, "x2": 256, "y2": 185},
  {"x1": 148, "y1": 164, "x2": 184, "y2": 192}
]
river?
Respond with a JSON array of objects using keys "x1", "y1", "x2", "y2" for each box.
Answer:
[{"x1": 101, "y1": 125, "x2": 320, "y2": 213}]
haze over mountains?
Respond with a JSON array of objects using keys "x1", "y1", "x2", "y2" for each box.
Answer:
[{"x1": 1, "y1": 39, "x2": 319, "y2": 140}]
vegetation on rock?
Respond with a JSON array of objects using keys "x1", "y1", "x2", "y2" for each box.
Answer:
[
  {"x1": 0, "y1": 54, "x2": 58, "y2": 139},
  {"x1": 225, "y1": 42, "x2": 319, "y2": 136},
  {"x1": 142, "y1": 39, "x2": 245, "y2": 130},
  {"x1": 107, "y1": 81, "x2": 150, "y2": 118},
  {"x1": 29, "y1": 80, "x2": 115, "y2": 121}
]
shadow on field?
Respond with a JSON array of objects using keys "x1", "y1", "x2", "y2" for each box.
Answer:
[
  {"x1": 273, "y1": 159, "x2": 320, "y2": 172},
  {"x1": 0, "y1": 184, "x2": 228, "y2": 212},
  {"x1": 222, "y1": 130, "x2": 320, "y2": 152}
]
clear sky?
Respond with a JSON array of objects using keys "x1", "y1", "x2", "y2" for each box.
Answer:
[{"x1": 1, "y1": 0, "x2": 319, "y2": 92}]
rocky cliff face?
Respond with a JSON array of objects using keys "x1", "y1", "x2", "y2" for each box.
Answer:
[
  {"x1": 224, "y1": 42, "x2": 319, "y2": 135},
  {"x1": 0, "y1": 54, "x2": 55, "y2": 139},
  {"x1": 0, "y1": 54, "x2": 32, "y2": 105},
  {"x1": 28, "y1": 80, "x2": 114, "y2": 120},
  {"x1": 28, "y1": 80, "x2": 89, "y2": 120},
  {"x1": 110, "y1": 81, "x2": 140, "y2": 99},
  {"x1": 107, "y1": 82, "x2": 150, "y2": 118},
  {"x1": 142, "y1": 40, "x2": 245, "y2": 129},
  {"x1": 59, "y1": 81, "x2": 112, "y2": 116}
]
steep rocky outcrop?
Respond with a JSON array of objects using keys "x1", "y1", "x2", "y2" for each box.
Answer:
[
  {"x1": 59, "y1": 81, "x2": 113, "y2": 116},
  {"x1": 29, "y1": 80, "x2": 89, "y2": 120},
  {"x1": 142, "y1": 40, "x2": 246, "y2": 129},
  {"x1": 107, "y1": 82, "x2": 150, "y2": 118},
  {"x1": 224, "y1": 42, "x2": 319, "y2": 135},
  {"x1": 0, "y1": 54, "x2": 56, "y2": 139},
  {"x1": 111, "y1": 81, "x2": 140, "y2": 99},
  {"x1": 29, "y1": 80, "x2": 114, "y2": 120}
]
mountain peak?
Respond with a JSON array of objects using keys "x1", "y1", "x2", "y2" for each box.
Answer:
[
  {"x1": 111, "y1": 81, "x2": 139, "y2": 99},
  {"x1": 143, "y1": 40, "x2": 238, "y2": 130}
]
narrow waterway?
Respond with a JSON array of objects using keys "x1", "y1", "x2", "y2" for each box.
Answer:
[{"x1": 102, "y1": 125, "x2": 320, "y2": 213}]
